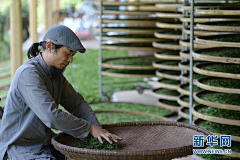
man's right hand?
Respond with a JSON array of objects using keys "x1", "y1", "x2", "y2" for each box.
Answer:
[{"x1": 90, "y1": 124, "x2": 122, "y2": 144}]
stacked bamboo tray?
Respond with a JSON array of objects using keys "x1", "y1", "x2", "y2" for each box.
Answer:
[{"x1": 188, "y1": 3, "x2": 240, "y2": 159}]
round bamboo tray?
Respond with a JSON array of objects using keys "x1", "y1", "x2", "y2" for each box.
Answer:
[
  {"x1": 152, "y1": 41, "x2": 182, "y2": 50},
  {"x1": 98, "y1": 27, "x2": 170, "y2": 35},
  {"x1": 177, "y1": 83, "x2": 201, "y2": 96},
  {"x1": 94, "y1": 0, "x2": 165, "y2": 6},
  {"x1": 156, "y1": 70, "x2": 181, "y2": 80},
  {"x1": 127, "y1": 6, "x2": 176, "y2": 12},
  {"x1": 180, "y1": 2, "x2": 240, "y2": 11},
  {"x1": 193, "y1": 62, "x2": 240, "y2": 79},
  {"x1": 196, "y1": 21, "x2": 240, "y2": 32},
  {"x1": 178, "y1": 61, "x2": 203, "y2": 71},
  {"x1": 194, "y1": 118, "x2": 240, "y2": 143},
  {"x1": 157, "y1": 99, "x2": 180, "y2": 112},
  {"x1": 152, "y1": 60, "x2": 181, "y2": 71},
  {"x1": 180, "y1": 72, "x2": 203, "y2": 83},
  {"x1": 101, "y1": 19, "x2": 157, "y2": 27},
  {"x1": 195, "y1": 6, "x2": 240, "y2": 15},
  {"x1": 152, "y1": 88, "x2": 180, "y2": 101},
  {"x1": 155, "y1": 12, "x2": 183, "y2": 18},
  {"x1": 101, "y1": 43, "x2": 163, "y2": 52},
  {"x1": 157, "y1": 79, "x2": 180, "y2": 90},
  {"x1": 179, "y1": 107, "x2": 190, "y2": 120},
  {"x1": 179, "y1": 40, "x2": 214, "y2": 49},
  {"x1": 156, "y1": 22, "x2": 183, "y2": 29},
  {"x1": 183, "y1": 28, "x2": 236, "y2": 36},
  {"x1": 179, "y1": 16, "x2": 240, "y2": 23},
  {"x1": 179, "y1": 50, "x2": 201, "y2": 61},
  {"x1": 196, "y1": 34, "x2": 240, "y2": 48},
  {"x1": 154, "y1": 51, "x2": 181, "y2": 60},
  {"x1": 192, "y1": 47, "x2": 240, "y2": 64},
  {"x1": 99, "y1": 10, "x2": 156, "y2": 15},
  {"x1": 154, "y1": 31, "x2": 183, "y2": 40},
  {"x1": 102, "y1": 56, "x2": 157, "y2": 70},
  {"x1": 192, "y1": 104, "x2": 240, "y2": 126},
  {"x1": 196, "y1": 76, "x2": 240, "y2": 94},
  {"x1": 155, "y1": 3, "x2": 183, "y2": 9},
  {"x1": 102, "y1": 69, "x2": 156, "y2": 78},
  {"x1": 52, "y1": 121, "x2": 211, "y2": 160},
  {"x1": 194, "y1": 90, "x2": 240, "y2": 111},
  {"x1": 99, "y1": 36, "x2": 161, "y2": 43},
  {"x1": 177, "y1": 95, "x2": 198, "y2": 108}
]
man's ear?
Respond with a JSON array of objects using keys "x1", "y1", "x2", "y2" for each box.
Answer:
[{"x1": 46, "y1": 42, "x2": 54, "y2": 51}]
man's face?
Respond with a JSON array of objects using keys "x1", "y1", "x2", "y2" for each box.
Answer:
[{"x1": 49, "y1": 46, "x2": 76, "y2": 70}]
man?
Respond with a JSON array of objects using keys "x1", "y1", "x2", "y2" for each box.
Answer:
[{"x1": 0, "y1": 25, "x2": 122, "y2": 160}]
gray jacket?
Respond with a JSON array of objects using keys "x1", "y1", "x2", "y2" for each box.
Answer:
[{"x1": 0, "y1": 54, "x2": 100, "y2": 160}]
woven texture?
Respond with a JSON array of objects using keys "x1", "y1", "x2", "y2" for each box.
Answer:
[{"x1": 51, "y1": 121, "x2": 211, "y2": 160}]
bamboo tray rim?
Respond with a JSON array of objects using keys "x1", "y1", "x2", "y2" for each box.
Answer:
[
  {"x1": 152, "y1": 41, "x2": 182, "y2": 50},
  {"x1": 102, "y1": 44, "x2": 161, "y2": 52},
  {"x1": 52, "y1": 121, "x2": 211, "y2": 160},
  {"x1": 179, "y1": 40, "x2": 214, "y2": 49},
  {"x1": 192, "y1": 47, "x2": 240, "y2": 64},
  {"x1": 196, "y1": 22, "x2": 240, "y2": 32},
  {"x1": 193, "y1": 62, "x2": 240, "y2": 79},
  {"x1": 183, "y1": 28, "x2": 236, "y2": 36},
  {"x1": 179, "y1": 17, "x2": 240, "y2": 23},
  {"x1": 156, "y1": 22, "x2": 183, "y2": 29},
  {"x1": 193, "y1": 118, "x2": 240, "y2": 143},
  {"x1": 157, "y1": 99, "x2": 180, "y2": 112},
  {"x1": 177, "y1": 83, "x2": 199, "y2": 96},
  {"x1": 152, "y1": 60, "x2": 181, "y2": 71},
  {"x1": 195, "y1": 6, "x2": 240, "y2": 15},
  {"x1": 102, "y1": 71, "x2": 156, "y2": 78},
  {"x1": 192, "y1": 104, "x2": 240, "y2": 126},
  {"x1": 194, "y1": 90, "x2": 240, "y2": 111},
  {"x1": 196, "y1": 34, "x2": 240, "y2": 48},
  {"x1": 156, "y1": 70, "x2": 181, "y2": 80},
  {"x1": 154, "y1": 51, "x2": 181, "y2": 60},
  {"x1": 179, "y1": 51, "x2": 202, "y2": 61},
  {"x1": 154, "y1": 31, "x2": 182, "y2": 40},
  {"x1": 152, "y1": 88, "x2": 180, "y2": 101},
  {"x1": 196, "y1": 76, "x2": 240, "y2": 94},
  {"x1": 157, "y1": 79, "x2": 180, "y2": 90},
  {"x1": 179, "y1": 107, "x2": 190, "y2": 120}
]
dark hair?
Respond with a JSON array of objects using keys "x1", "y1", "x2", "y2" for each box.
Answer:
[{"x1": 27, "y1": 41, "x2": 63, "y2": 59}]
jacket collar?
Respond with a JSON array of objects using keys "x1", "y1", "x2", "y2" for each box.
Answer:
[{"x1": 35, "y1": 53, "x2": 53, "y2": 78}]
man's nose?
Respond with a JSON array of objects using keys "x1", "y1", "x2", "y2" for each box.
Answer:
[{"x1": 68, "y1": 56, "x2": 73, "y2": 63}]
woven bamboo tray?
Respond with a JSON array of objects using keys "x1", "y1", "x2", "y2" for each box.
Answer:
[
  {"x1": 195, "y1": 6, "x2": 240, "y2": 15},
  {"x1": 156, "y1": 22, "x2": 182, "y2": 29},
  {"x1": 177, "y1": 95, "x2": 199, "y2": 108},
  {"x1": 192, "y1": 104, "x2": 240, "y2": 126},
  {"x1": 194, "y1": 90, "x2": 240, "y2": 111},
  {"x1": 154, "y1": 51, "x2": 181, "y2": 60},
  {"x1": 196, "y1": 34, "x2": 240, "y2": 48},
  {"x1": 128, "y1": 5, "x2": 176, "y2": 12},
  {"x1": 101, "y1": 43, "x2": 163, "y2": 52},
  {"x1": 99, "y1": 10, "x2": 156, "y2": 15},
  {"x1": 193, "y1": 62, "x2": 240, "y2": 79},
  {"x1": 99, "y1": 36, "x2": 160, "y2": 43},
  {"x1": 196, "y1": 21, "x2": 240, "y2": 32},
  {"x1": 154, "y1": 31, "x2": 183, "y2": 40},
  {"x1": 152, "y1": 60, "x2": 181, "y2": 71},
  {"x1": 152, "y1": 41, "x2": 182, "y2": 50},
  {"x1": 192, "y1": 47, "x2": 240, "y2": 64},
  {"x1": 102, "y1": 70, "x2": 156, "y2": 78},
  {"x1": 194, "y1": 118, "x2": 240, "y2": 143},
  {"x1": 179, "y1": 17, "x2": 240, "y2": 23},
  {"x1": 179, "y1": 40, "x2": 214, "y2": 49},
  {"x1": 196, "y1": 76, "x2": 240, "y2": 94},
  {"x1": 182, "y1": 28, "x2": 236, "y2": 36},
  {"x1": 157, "y1": 79, "x2": 180, "y2": 90},
  {"x1": 156, "y1": 70, "x2": 181, "y2": 80},
  {"x1": 157, "y1": 99, "x2": 180, "y2": 112},
  {"x1": 101, "y1": 19, "x2": 157, "y2": 27},
  {"x1": 155, "y1": 3, "x2": 183, "y2": 9},
  {"x1": 178, "y1": 61, "x2": 203, "y2": 71},
  {"x1": 179, "y1": 107, "x2": 190, "y2": 120},
  {"x1": 180, "y1": 73, "x2": 201, "y2": 83},
  {"x1": 177, "y1": 83, "x2": 201, "y2": 96},
  {"x1": 152, "y1": 88, "x2": 179, "y2": 101},
  {"x1": 155, "y1": 12, "x2": 183, "y2": 18},
  {"x1": 94, "y1": 0, "x2": 161, "y2": 6},
  {"x1": 52, "y1": 121, "x2": 211, "y2": 160},
  {"x1": 179, "y1": 50, "x2": 201, "y2": 61},
  {"x1": 98, "y1": 27, "x2": 169, "y2": 34},
  {"x1": 102, "y1": 56, "x2": 156, "y2": 70}
]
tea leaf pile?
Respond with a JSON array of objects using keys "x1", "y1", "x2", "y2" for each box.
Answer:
[
  {"x1": 160, "y1": 70, "x2": 181, "y2": 75},
  {"x1": 155, "y1": 88, "x2": 180, "y2": 96},
  {"x1": 198, "y1": 120, "x2": 240, "y2": 137},
  {"x1": 160, "y1": 79, "x2": 180, "y2": 85},
  {"x1": 106, "y1": 69, "x2": 156, "y2": 74},
  {"x1": 201, "y1": 48, "x2": 240, "y2": 58},
  {"x1": 202, "y1": 63, "x2": 240, "y2": 74},
  {"x1": 156, "y1": 51, "x2": 179, "y2": 56},
  {"x1": 74, "y1": 135, "x2": 122, "y2": 151},
  {"x1": 160, "y1": 99, "x2": 179, "y2": 106},
  {"x1": 215, "y1": 22, "x2": 240, "y2": 26},
  {"x1": 197, "y1": 106, "x2": 240, "y2": 120},
  {"x1": 200, "y1": 92, "x2": 240, "y2": 106},
  {"x1": 182, "y1": 85, "x2": 202, "y2": 92},
  {"x1": 104, "y1": 43, "x2": 153, "y2": 47},
  {"x1": 213, "y1": 35, "x2": 240, "y2": 42},
  {"x1": 157, "y1": 61, "x2": 179, "y2": 66},
  {"x1": 202, "y1": 78, "x2": 240, "y2": 89},
  {"x1": 105, "y1": 34, "x2": 155, "y2": 38},
  {"x1": 182, "y1": 96, "x2": 198, "y2": 104}
]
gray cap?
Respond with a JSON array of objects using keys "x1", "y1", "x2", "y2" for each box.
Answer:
[{"x1": 43, "y1": 25, "x2": 86, "y2": 53}]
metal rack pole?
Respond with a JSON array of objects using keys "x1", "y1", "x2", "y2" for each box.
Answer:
[
  {"x1": 99, "y1": 0, "x2": 103, "y2": 96},
  {"x1": 189, "y1": 0, "x2": 195, "y2": 124}
]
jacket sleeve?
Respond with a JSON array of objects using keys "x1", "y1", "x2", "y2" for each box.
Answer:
[
  {"x1": 17, "y1": 68, "x2": 92, "y2": 140},
  {"x1": 59, "y1": 76, "x2": 100, "y2": 126}
]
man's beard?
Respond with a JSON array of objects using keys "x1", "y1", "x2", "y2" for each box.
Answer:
[{"x1": 50, "y1": 66, "x2": 65, "y2": 79}]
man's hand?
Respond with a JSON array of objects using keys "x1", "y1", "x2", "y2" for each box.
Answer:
[{"x1": 90, "y1": 124, "x2": 122, "y2": 144}]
